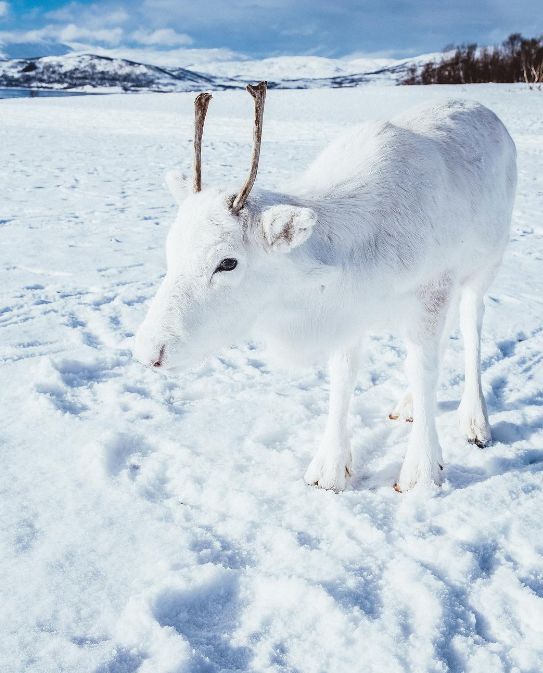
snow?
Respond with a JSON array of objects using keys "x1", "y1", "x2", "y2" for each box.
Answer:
[
  {"x1": 188, "y1": 55, "x2": 398, "y2": 80},
  {"x1": 1, "y1": 84, "x2": 543, "y2": 673},
  {"x1": 186, "y1": 52, "x2": 443, "y2": 83}
]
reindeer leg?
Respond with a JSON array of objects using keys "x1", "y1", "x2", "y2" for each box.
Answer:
[
  {"x1": 305, "y1": 343, "x2": 360, "y2": 491},
  {"x1": 458, "y1": 275, "x2": 494, "y2": 448},
  {"x1": 395, "y1": 278, "x2": 451, "y2": 491},
  {"x1": 389, "y1": 303, "x2": 454, "y2": 425}
]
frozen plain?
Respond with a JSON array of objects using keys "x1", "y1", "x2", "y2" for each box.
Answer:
[{"x1": 1, "y1": 84, "x2": 542, "y2": 673}]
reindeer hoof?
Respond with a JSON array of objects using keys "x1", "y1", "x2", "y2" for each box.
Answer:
[
  {"x1": 304, "y1": 452, "x2": 351, "y2": 492},
  {"x1": 395, "y1": 458, "x2": 443, "y2": 492},
  {"x1": 389, "y1": 393, "x2": 413, "y2": 423},
  {"x1": 458, "y1": 401, "x2": 491, "y2": 448},
  {"x1": 468, "y1": 437, "x2": 490, "y2": 449},
  {"x1": 389, "y1": 413, "x2": 413, "y2": 423}
]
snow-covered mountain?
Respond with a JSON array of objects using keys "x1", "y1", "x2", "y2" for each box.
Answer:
[
  {"x1": 200, "y1": 52, "x2": 444, "y2": 88},
  {"x1": 0, "y1": 50, "x2": 441, "y2": 92},
  {"x1": 0, "y1": 53, "x2": 220, "y2": 92},
  {"x1": 185, "y1": 54, "x2": 399, "y2": 80}
]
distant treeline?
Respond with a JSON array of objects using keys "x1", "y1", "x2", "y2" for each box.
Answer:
[{"x1": 403, "y1": 34, "x2": 543, "y2": 85}]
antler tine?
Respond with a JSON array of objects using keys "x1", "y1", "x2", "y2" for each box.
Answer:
[
  {"x1": 193, "y1": 92, "x2": 212, "y2": 193},
  {"x1": 231, "y1": 81, "x2": 267, "y2": 214}
]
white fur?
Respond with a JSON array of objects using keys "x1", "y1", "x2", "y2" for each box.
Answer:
[
  {"x1": 164, "y1": 169, "x2": 188, "y2": 205},
  {"x1": 134, "y1": 99, "x2": 517, "y2": 492},
  {"x1": 261, "y1": 205, "x2": 317, "y2": 251}
]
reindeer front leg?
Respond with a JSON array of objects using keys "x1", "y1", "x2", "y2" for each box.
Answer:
[
  {"x1": 395, "y1": 283, "x2": 451, "y2": 491},
  {"x1": 305, "y1": 343, "x2": 360, "y2": 491}
]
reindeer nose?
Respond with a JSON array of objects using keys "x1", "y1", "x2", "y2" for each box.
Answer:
[
  {"x1": 152, "y1": 345, "x2": 166, "y2": 368},
  {"x1": 133, "y1": 326, "x2": 169, "y2": 369}
]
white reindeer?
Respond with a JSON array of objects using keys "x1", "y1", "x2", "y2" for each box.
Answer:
[{"x1": 134, "y1": 82, "x2": 517, "y2": 492}]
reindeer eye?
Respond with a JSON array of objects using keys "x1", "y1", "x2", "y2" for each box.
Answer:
[{"x1": 215, "y1": 258, "x2": 238, "y2": 273}]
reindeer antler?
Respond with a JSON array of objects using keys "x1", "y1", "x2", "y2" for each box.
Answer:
[
  {"x1": 193, "y1": 92, "x2": 212, "y2": 193},
  {"x1": 231, "y1": 81, "x2": 267, "y2": 214}
]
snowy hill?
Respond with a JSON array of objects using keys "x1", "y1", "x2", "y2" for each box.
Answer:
[
  {"x1": 0, "y1": 50, "x2": 442, "y2": 92},
  {"x1": 185, "y1": 54, "x2": 398, "y2": 80},
  {"x1": 0, "y1": 53, "x2": 220, "y2": 92},
  {"x1": 1, "y1": 84, "x2": 542, "y2": 673},
  {"x1": 185, "y1": 52, "x2": 441, "y2": 88}
]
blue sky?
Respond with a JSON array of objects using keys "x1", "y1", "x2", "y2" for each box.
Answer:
[{"x1": 0, "y1": 0, "x2": 541, "y2": 61}]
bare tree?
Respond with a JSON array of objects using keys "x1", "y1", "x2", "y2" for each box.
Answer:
[{"x1": 402, "y1": 34, "x2": 543, "y2": 87}]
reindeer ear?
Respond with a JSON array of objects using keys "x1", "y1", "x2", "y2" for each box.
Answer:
[
  {"x1": 165, "y1": 170, "x2": 189, "y2": 205},
  {"x1": 261, "y1": 205, "x2": 317, "y2": 252}
]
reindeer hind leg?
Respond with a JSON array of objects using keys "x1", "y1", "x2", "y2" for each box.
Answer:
[{"x1": 457, "y1": 266, "x2": 498, "y2": 448}]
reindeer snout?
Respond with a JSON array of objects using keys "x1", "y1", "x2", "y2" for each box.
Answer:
[
  {"x1": 133, "y1": 328, "x2": 168, "y2": 370},
  {"x1": 152, "y1": 345, "x2": 165, "y2": 368}
]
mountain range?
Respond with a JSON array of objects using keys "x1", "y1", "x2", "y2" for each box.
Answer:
[{"x1": 0, "y1": 50, "x2": 438, "y2": 92}]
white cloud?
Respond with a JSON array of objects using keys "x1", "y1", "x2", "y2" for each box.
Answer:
[
  {"x1": 46, "y1": 2, "x2": 129, "y2": 26},
  {"x1": 131, "y1": 28, "x2": 192, "y2": 47},
  {"x1": 0, "y1": 28, "x2": 49, "y2": 44},
  {"x1": 101, "y1": 9, "x2": 130, "y2": 25},
  {"x1": 58, "y1": 23, "x2": 123, "y2": 45},
  {"x1": 0, "y1": 1, "x2": 9, "y2": 19},
  {"x1": 0, "y1": 23, "x2": 123, "y2": 47}
]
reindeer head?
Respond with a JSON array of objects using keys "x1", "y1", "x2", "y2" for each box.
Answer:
[{"x1": 134, "y1": 82, "x2": 317, "y2": 371}]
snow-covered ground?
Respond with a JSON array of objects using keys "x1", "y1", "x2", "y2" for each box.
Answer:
[{"x1": 1, "y1": 84, "x2": 542, "y2": 673}]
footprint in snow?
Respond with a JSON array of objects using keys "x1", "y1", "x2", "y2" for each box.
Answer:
[
  {"x1": 93, "y1": 648, "x2": 143, "y2": 673},
  {"x1": 151, "y1": 571, "x2": 251, "y2": 672},
  {"x1": 102, "y1": 432, "x2": 153, "y2": 477},
  {"x1": 52, "y1": 356, "x2": 123, "y2": 388}
]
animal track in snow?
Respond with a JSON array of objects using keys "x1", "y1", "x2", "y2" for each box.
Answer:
[
  {"x1": 102, "y1": 432, "x2": 153, "y2": 477},
  {"x1": 152, "y1": 571, "x2": 251, "y2": 673}
]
